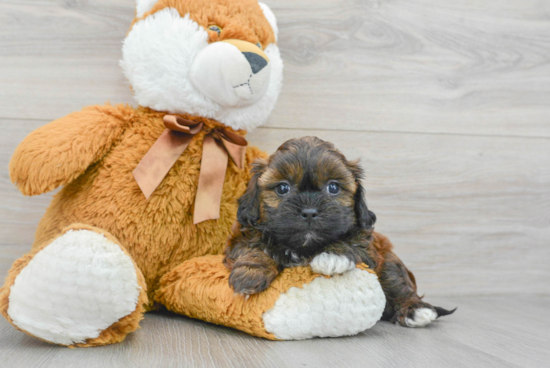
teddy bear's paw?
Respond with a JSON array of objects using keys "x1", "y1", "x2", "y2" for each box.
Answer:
[
  {"x1": 7, "y1": 229, "x2": 141, "y2": 345},
  {"x1": 310, "y1": 253, "x2": 356, "y2": 276},
  {"x1": 404, "y1": 308, "x2": 438, "y2": 328},
  {"x1": 262, "y1": 268, "x2": 386, "y2": 340}
]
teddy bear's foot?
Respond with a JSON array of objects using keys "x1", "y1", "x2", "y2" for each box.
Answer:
[
  {"x1": 155, "y1": 255, "x2": 386, "y2": 340},
  {"x1": 262, "y1": 265, "x2": 385, "y2": 340},
  {"x1": 0, "y1": 224, "x2": 147, "y2": 347}
]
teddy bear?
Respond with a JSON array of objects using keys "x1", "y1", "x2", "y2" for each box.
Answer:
[{"x1": 0, "y1": 0, "x2": 386, "y2": 346}]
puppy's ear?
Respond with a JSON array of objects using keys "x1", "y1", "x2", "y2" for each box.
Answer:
[
  {"x1": 354, "y1": 183, "x2": 377, "y2": 229},
  {"x1": 348, "y1": 160, "x2": 376, "y2": 230},
  {"x1": 238, "y1": 159, "x2": 267, "y2": 227}
]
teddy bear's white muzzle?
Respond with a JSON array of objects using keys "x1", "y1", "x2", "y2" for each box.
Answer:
[{"x1": 189, "y1": 40, "x2": 271, "y2": 108}]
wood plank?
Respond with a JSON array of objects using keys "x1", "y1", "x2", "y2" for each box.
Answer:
[
  {"x1": 269, "y1": 0, "x2": 550, "y2": 137},
  {"x1": 0, "y1": 295, "x2": 548, "y2": 368},
  {"x1": 0, "y1": 0, "x2": 135, "y2": 120},
  {"x1": 0, "y1": 0, "x2": 549, "y2": 137},
  {"x1": 1, "y1": 120, "x2": 549, "y2": 296}
]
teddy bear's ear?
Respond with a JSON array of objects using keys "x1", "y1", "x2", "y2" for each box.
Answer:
[
  {"x1": 136, "y1": 0, "x2": 158, "y2": 18},
  {"x1": 259, "y1": 3, "x2": 278, "y2": 41}
]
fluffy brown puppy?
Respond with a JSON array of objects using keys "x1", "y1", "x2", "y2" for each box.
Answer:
[{"x1": 224, "y1": 136, "x2": 455, "y2": 327}]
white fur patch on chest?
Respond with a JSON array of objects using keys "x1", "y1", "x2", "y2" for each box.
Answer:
[
  {"x1": 262, "y1": 268, "x2": 385, "y2": 340},
  {"x1": 7, "y1": 230, "x2": 141, "y2": 345}
]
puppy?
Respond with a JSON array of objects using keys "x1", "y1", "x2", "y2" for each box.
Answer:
[{"x1": 224, "y1": 137, "x2": 455, "y2": 327}]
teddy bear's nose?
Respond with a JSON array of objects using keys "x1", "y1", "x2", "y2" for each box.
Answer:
[
  {"x1": 243, "y1": 52, "x2": 268, "y2": 74},
  {"x1": 189, "y1": 38, "x2": 272, "y2": 108}
]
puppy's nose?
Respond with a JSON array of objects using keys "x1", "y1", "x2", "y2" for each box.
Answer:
[{"x1": 300, "y1": 208, "x2": 318, "y2": 223}]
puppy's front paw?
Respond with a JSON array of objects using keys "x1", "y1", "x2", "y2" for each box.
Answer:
[
  {"x1": 229, "y1": 266, "x2": 274, "y2": 296},
  {"x1": 310, "y1": 253, "x2": 356, "y2": 276}
]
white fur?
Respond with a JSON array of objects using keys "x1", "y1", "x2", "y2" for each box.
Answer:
[
  {"x1": 136, "y1": 0, "x2": 157, "y2": 18},
  {"x1": 259, "y1": 3, "x2": 278, "y2": 41},
  {"x1": 120, "y1": 8, "x2": 283, "y2": 131},
  {"x1": 189, "y1": 42, "x2": 271, "y2": 107},
  {"x1": 263, "y1": 268, "x2": 385, "y2": 340},
  {"x1": 310, "y1": 253, "x2": 357, "y2": 275},
  {"x1": 405, "y1": 308, "x2": 438, "y2": 327},
  {"x1": 7, "y1": 230, "x2": 141, "y2": 345}
]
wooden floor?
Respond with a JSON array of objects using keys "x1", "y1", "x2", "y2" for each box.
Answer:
[
  {"x1": 0, "y1": 0, "x2": 549, "y2": 367},
  {"x1": 0, "y1": 295, "x2": 548, "y2": 368}
]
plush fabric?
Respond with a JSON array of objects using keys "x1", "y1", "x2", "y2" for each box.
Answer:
[
  {"x1": 10, "y1": 105, "x2": 265, "y2": 309},
  {"x1": 0, "y1": 0, "x2": 385, "y2": 346},
  {"x1": 0, "y1": 224, "x2": 148, "y2": 347},
  {"x1": 155, "y1": 256, "x2": 384, "y2": 340},
  {"x1": 263, "y1": 265, "x2": 385, "y2": 340},
  {"x1": 2, "y1": 105, "x2": 267, "y2": 346},
  {"x1": 7, "y1": 229, "x2": 141, "y2": 345},
  {"x1": 121, "y1": 0, "x2": 283, "y2": 131}
]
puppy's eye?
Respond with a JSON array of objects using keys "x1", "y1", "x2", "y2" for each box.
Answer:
[
  {"x1": 327, "y1": 182, "x2": 340, "y2": 195},
  {"x1": 275, "y1": 183, "x2": 290, "y2": 196},
  {"x1": 208, "y1": 25, "x2": 222, "y2": 36}
]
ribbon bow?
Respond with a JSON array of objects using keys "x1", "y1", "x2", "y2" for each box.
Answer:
[{"x1": 133, "y1": 115, "x2": 248, "y2": 224}]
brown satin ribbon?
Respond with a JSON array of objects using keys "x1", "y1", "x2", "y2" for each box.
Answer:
[{"x1": 133, "y1": 115, "x2": 247, "y2": 224}]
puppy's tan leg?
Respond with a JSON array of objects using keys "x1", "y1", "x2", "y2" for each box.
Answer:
[
  {"x1": 378, "y1": 251, "x2": 455, "y2": 327},
  {"x1": 369, "y1": 233, "x2": 455, "y2": 327}
]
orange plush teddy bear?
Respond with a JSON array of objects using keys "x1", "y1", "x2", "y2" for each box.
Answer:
[{"x1": 0, "y1": 0, "x2": 385, "y2": 347}]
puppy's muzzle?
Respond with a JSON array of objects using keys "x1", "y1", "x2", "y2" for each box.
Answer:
[{"x1": 189, "y1": 39, "x2": 271, "y2": 108}]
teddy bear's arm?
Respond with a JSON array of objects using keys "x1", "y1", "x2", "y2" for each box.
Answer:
[{"x1": 9, "y1": 104, "x2": 133, "y2": 196}]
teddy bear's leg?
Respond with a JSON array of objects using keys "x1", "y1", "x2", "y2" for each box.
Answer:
[
  {"x1": 155, "y1": 255, "x2": 386, "y2": 340},
  {"x1": 0, "y1": 224, "x2": 147, "y2": 347}
]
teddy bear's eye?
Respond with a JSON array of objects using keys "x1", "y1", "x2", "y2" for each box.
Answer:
[
  {"x1": 208, "y1": 25, "x2": 222, "y2": 36},
  {"x1": 256, "y1": 42, "x2": 262, "y2": 50}
]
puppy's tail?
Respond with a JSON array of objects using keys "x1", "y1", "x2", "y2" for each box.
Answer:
[{"x1": 434, "y1": 306, "x2": 457, "y2": 318}]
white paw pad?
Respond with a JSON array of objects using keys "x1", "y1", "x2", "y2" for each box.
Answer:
[
  {"x1": 405, "y1": 308, "x2": 438, "y2": 327},
  {"x1": 7, "y1": 230, "x2": 141, "y2": 345},
  {"x1": 310, "y1": 253, "x2": 356, "y2": 275}
]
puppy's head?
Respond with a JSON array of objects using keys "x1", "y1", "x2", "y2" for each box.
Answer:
[{"x1": 238, "y1": 137, "x2": 376, "y2": 251}]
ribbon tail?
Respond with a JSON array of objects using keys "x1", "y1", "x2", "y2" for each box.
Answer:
[
  {"x1": 194, "y1": 135, "x2": 229, "y2": 224},
  {"x1": 220, "y1": 137, "x2": 247, "y2": 170},
  {"x1": 133, "y1": 129, "x2": 193, "y2": 199}
]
